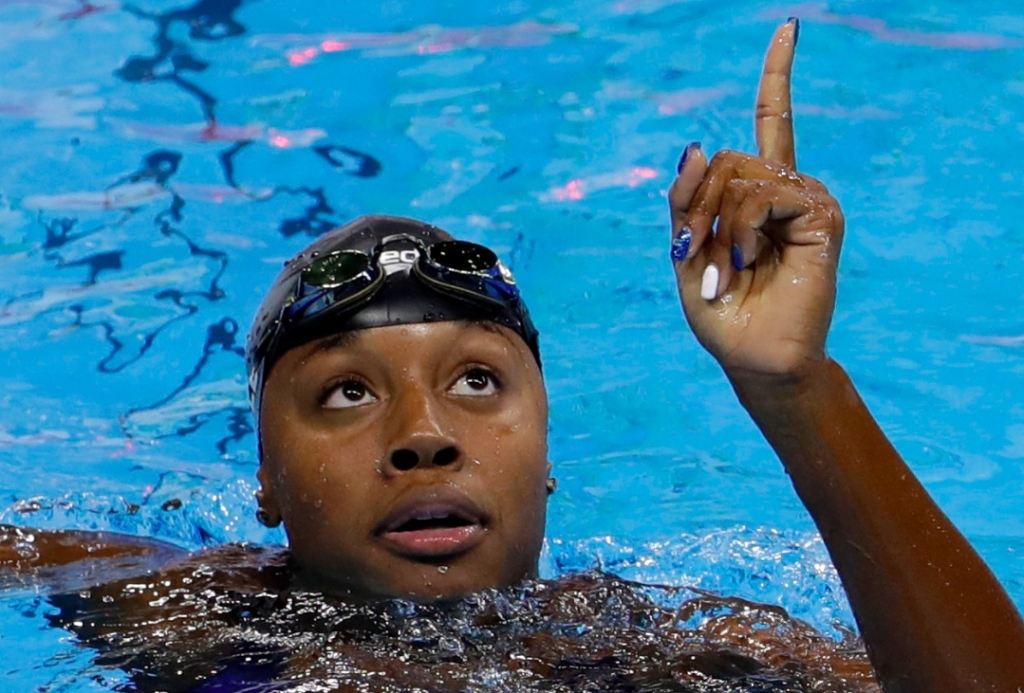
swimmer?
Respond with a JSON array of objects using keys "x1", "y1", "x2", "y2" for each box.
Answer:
[{"x1": 3, "y1": 20, "x2": 1024, "y2": 693}]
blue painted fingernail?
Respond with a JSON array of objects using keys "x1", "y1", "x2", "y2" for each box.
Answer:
[
  {"x1": 671, "y1": 227, "x2": 692, "y2": 262},
  {"x1": 676, "y1": 141, "x2": 702, "y2": 174},
  {"x1": 731, "y1": 244, "x2": 745, "y2": 271},
  {"x1": 788, "y1": 16, "x2": 800, "y2": 44}
]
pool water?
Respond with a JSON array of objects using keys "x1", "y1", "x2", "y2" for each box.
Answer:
[{"x1": 1, "y1": 0, "x2": 1023, "y2": 688}]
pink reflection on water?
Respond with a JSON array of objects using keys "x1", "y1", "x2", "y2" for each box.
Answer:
[
  {"x1": 198, "y1": 123, "x2": 263, "y2": 142},
  {"x1": 58, "y1": 1, "x2": 106, "y2": 20},
  {"x1": 417, "y1": 42, "x2": 458, "y2": 55},
  {"x1": 264, "y1": 20, "x2": 577, "y2": 67},
  {"x1": 555, "y1": 179, "x2": 585, "y2": 201},
  {"x1": 629, "y1": 166, "x2": 658, "y2": 184},
  {"x1": 115, "y1": 120, "x2": 325, "y2": 148},
  {"x1": 0, "y1": 0, "x2": 110, "y2": 19},
  {"x1": 321, "y1": 39, "x2": 350, "y2": 52},
  {"x1": 546, "y1": 166, "x2": 660, "y2": 202},
  {"x1": 287, "y1": 46, "x2": 319, "y2": 66},
  {"x1": 110, "y1": 439, "x2": 137, "y2": 459}
]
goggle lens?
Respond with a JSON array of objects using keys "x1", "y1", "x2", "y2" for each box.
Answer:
[
  {"x1": 430, "y1": 241, "x2": 498, "y2": 273},
  {"x1": 301, "y1": 251, "x2": 371, "y2": 288}
]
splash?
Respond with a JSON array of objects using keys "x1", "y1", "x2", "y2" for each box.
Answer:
[{"x1": 32, "y1": 562, "x2": 873, "y2": 692}]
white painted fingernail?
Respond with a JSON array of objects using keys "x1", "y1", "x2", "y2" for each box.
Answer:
[{"x1": 700, "y1": 264, "x2": 719, "y2": 300}]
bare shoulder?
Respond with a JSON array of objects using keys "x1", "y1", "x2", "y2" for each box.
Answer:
[
  {"x1": 35, "y1": 540, "x2": 292, "y2": 687},
  {"x1": 1, "y1": 523, "x2": 288, "y2": 595},
  {"x1": 1, "y1": 524, "x2": 186, "y2": 591}
]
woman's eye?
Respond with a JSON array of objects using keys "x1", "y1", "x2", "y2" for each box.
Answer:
[
  {"x1": 450, "y1": 368, "x2": 500, "y2": 397},
  {"x1": 322, "y1": 379, "x2": 377, "y2": 409}
]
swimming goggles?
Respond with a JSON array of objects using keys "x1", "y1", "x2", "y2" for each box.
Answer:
[{"x1": 281, "y1": 233, "x2": 525, "y2": 328}]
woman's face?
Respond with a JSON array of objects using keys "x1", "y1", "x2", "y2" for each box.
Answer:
[{"x1": 258, "y1": 320, "x2": 549, "y2": 600}]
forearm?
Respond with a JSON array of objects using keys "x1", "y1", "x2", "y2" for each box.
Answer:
[{"x1": 730, "y1": 359, "x2": 1024, "y2": 693}]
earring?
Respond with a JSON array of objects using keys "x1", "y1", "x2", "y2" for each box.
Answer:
[{"x1": 546, "y1": 477, "x2": 557, "y2": 495}]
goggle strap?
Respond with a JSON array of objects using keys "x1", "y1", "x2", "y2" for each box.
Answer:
[{"x1": 412, "y1": 263, "x2": 509, "y2": 309}]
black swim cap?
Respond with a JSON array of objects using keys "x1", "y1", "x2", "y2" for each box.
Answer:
[{"x1": 246, "y1": 215, "x2": 540, "y2": 420}]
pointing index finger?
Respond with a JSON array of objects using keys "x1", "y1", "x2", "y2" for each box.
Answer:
[{"x1": 756, "y1": 18, "x2": 799, "y2": 170}]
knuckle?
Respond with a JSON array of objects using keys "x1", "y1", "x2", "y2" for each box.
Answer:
[
  {"x1": 708, "y1": 149, "x2": 742, "y2": 170},
  {"x1": 799, "y1": 172, "x2": 827, "y2": 190},
  {"x1": 801, "y1": 179, "x2": 842, "y2": 219},
  {"x1": 830, "y1": 205, "x2": 846, "y2": 231},
  {"x1": 721, "y1": 178, "x2": 756, "y2": 206},
  {"x1": 755, "y1": 103, "x2": 788, "y2": 119}
]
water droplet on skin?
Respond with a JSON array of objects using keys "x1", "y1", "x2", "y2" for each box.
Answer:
[{"x1": 437, "y1": 566, "x2": 449, "y2": 574}]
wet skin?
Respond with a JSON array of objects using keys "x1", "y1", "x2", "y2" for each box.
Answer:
[{"x1": 257, "y1": 320, "x2": 550, "y2": 600}]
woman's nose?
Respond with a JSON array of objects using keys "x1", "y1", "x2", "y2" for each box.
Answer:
[
  {"x1": 388, "y1": 443, "x2": 461, "y2": 472},
  {"x1": 382, "y1": 388, "x2": 463, "y2": 475}
]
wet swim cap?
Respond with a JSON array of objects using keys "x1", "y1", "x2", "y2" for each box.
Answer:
[{"x1": 246, "y1": 215, "x2": 540, "y2": 420}]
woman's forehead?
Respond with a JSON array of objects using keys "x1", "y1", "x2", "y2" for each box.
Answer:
[{"x1": 281, "y1": 321, "x2": 535, "y2": 370}]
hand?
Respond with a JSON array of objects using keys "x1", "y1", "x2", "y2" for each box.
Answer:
[{"x1": 668, "y1": 20, "x2": 845, "y2": 381}]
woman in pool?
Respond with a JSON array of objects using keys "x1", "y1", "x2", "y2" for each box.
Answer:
[{"x1": 3, "y1": 20, "x2": 1024, "y2": 693}]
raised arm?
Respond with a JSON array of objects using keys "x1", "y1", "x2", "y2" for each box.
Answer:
[{"x1": 668, "y1": 20, "x2": 1024, "y2": 692}]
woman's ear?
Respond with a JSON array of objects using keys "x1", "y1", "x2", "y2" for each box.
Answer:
[{"x1": 255, "y1": 466, "x2": 283, "y2": 528}]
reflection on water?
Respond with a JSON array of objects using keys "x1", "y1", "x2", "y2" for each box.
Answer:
[{"x1": 39, "y1": 548, "x2": 870, "y2": 692}]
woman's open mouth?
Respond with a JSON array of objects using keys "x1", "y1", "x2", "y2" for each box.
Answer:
[{"x1": 376, "y1": 488, "x2": 487, "y2": 559}]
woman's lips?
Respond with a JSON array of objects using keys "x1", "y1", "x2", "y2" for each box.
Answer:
[{"x1": 375, "y1": 487, "x2": 488, "y2": 559}]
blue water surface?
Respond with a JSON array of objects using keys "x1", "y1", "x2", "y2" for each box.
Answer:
[{"x1": 2, "y1": 0, "x2": 1024, "y2": 688}]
